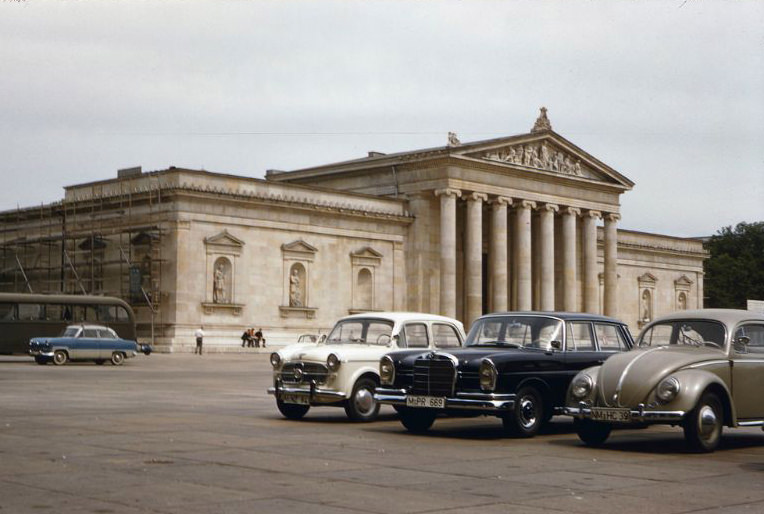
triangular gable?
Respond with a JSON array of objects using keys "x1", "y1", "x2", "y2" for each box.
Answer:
[
  {"x1": 281, "y1": 239, "x2": 318, "y2": 254},
  {"x1": 675, "y1": 275, "x2": 694, "y2": 287},
  {"x1": 638, "y1": 272, "x2": 658, "y2": 285},
  {"x1": 350, "y1": 247, "x2": 383, "y2": 259},
  {"x1": 205, "y1": 230, "x2": 245, "y2": 248}
]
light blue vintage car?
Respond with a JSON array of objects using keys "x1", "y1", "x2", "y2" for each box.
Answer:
[{"x1": 29, "y1": 324, "x2": 151, "y2": 366}]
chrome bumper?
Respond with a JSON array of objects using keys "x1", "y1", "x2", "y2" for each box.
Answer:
[
  {"x1": 564, "y1": 402, "x2": 686, "y2": 423},
  {"x1": 268, "y1": 379, "x2": 346, "y2": 404},
  {"x1": 374, "y1": 387, "x2": 516, "y2": 412}
]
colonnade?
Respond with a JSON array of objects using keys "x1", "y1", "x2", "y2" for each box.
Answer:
[{"x1": 434, "y1": 188, "x2": 620, "y2": 327}]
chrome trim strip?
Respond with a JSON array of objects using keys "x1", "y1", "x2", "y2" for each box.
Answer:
[
  {"x1": 686, "y1": 360, "x2": 730, "y2": 368},
  {"x1": 563, "y1": 405, "x2": 685, "y2": 422},
  {"x1": 737, "y1": 420, "x2": 764, "y2": 427},
  {"x1": 267, "y1": 384, "x2": 346, "y2": 403},
  {"x1": 373, "y1": 388, "x2": 516, "y2": 412}
]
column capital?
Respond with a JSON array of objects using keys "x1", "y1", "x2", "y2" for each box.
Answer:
[
  {"x1": 434, "y1": 188, "x2": 462, "y2": 199},
  {"x1": 585, "y1": 209, "x2": 602, "y2": 219},
  {"x1": 466, "y1": 192, "x2": 488, "y2": 203},
  {"x1": 563, "y1": 206, "x2": 581, "y2": 217},
  {"x1": 540, "y1": 203, "x2": 559, "y2": 213},
  {"x1": 490, "y1": 195, "x2": 513, "y2": 207},
  {"x1": 605, "y1": 212, "x2": 621, "y2": 223},
  {"x1": 518, "y1": 199, "x2": 537, "y2": 210}
]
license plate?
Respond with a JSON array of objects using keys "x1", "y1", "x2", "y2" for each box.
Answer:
[
  {"x1": 281, "y1": 393, "x2": 309, "y2": 405},
  {"x1": 591, "y1": 407, "x2": 631, "y2": 422},
  {"x1": 406, "y1": 395, "x2": 445, "y2": 409}
]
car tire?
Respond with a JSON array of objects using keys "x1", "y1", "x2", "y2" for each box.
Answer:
[
  {"x1": 110, "y1": 352, "x2": 125, "y2": 366},
  {"x1": 344, "y1": 377, "x2": 380, "y2": 422},
  {"x1": 503, "y1": 386, "x2": 544, "y2": 437},
  {"x1": 683, "y1": 392, "x2": 723, "y2": 453},
  {"x1": 52, "y1": 350, "x2": 68, "y2": 366},
  {"x1": 574, "y1": 418, "x2": 612, "y2": 446},
  {"x1": 398, "y1": 407, "x2": 436, "y2": 433},
  {"x1": 34, "y1": 356, "x2": 47, "y2": 365},
  {"x1": 276, "y1": 399, "x2": 310, "y2": 420}
]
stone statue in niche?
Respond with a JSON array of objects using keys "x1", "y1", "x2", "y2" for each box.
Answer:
[
  {"x1": 641, "y1": 290, "x2": 652, "y2": 322},
  {"x1": 289, "y1": 268, "x2": 303, "y2": 307},
  {"x1": 213, "y1": 263, "x2": 227, "y2": 303},
  {"x1": 678, "y1": 293, "x2": 687, "y2": 311}
]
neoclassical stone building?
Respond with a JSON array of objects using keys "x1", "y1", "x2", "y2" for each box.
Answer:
[{"x1": 0, "y1": 110, "x2": 707, "y2": 351}]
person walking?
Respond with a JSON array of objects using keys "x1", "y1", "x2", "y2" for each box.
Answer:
[
  {"x1": 194, "y1": 326, "x2": 205, "y2": 355},
  {"x1": 255, "y1": 328, "x2": 265, "y2": 348},
  {"x1": 241, "y1": 328, "x2": 250, "y2": 348}
]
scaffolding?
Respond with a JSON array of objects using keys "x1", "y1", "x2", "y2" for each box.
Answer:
[{"x1": 0, "y1": 177, "x2": 166, "y2": 342}]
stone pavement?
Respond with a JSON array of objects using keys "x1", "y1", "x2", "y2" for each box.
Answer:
[{"x1": 1, "y1": 354, "x2": 763, "y2": 514}]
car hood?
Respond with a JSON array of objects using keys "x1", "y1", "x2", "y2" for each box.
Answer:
[
  {"x1": 392, "y1": 347, "x2": 532, "y2": 370},
  {"x1": 280, "y1": 343, "x2": 390, "y2": 363},
  {"x1": 596, "y1": 346, "x2": 726, "y2": 407}
]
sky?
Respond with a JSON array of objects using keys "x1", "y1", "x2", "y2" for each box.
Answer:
[{"x1": 1, "y1": 0, "x2": 762, "y2": 237}]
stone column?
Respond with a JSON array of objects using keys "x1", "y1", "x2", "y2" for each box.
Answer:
[
  {"x1": 603, "y1": 213, "x2": 620, "y2": 317},
  {"x1": 583, "y1": 210, "x2": 602, "y2": 313},
  {"x1": 435, "y1": 188, "x2": 461, "y2": 319},
  {"x1": 515, "y1": 200, "x2": 536, "y2": 311},
  {"x1": 539, "y1": 203, "x2": 558, "y2": 311},
  {"x1": 465, "y1": 192, "x2": 487, "y2": 328},
  {"x1": 561, "y1": 207, "x2": 580, "y2": 311},
  {"x1": 490, "y1": 196, "x2": 512, "y2": 313}
]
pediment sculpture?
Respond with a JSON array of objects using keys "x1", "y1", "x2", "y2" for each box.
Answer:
[{"x1": 470, "y1": 140, "x2": 592, "y2": 178}]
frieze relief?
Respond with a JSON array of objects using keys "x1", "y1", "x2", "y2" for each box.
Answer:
[{"x1": 470, "y1": 141, "x2": 595, "y2": 179}]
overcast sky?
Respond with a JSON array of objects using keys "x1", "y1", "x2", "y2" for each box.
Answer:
[{"x1": 1, "y1": 0, "x2": 762, "y2": 237}]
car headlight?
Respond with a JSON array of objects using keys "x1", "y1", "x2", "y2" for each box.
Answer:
[
  {"x1": 656, "y1": 376, "x2": 680, "y2": 404},
  {"x1": 379, "y1": 355, "x2": 395, "y2": 385},
  {"x1": 571, "y1": 374, "x2": 593, "y2": 400},
  {"x1": 327, "y1": 353, "x2": 341, "y2": 372},
  {"x1": 479, "y1": 359, "x2": 497, "y2": 392},
  {"x1": 269, "y1": 352, "x2": 281, "y2": 369}
]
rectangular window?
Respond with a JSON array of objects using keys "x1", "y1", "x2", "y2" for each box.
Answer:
[
  {"x1": 594, "y1": 323, "x2": 628, "y2": 351},
  {"x1": 405, "y1": 323, "x2": 429, "y2": 348},
  {"x1": 433, "y1": 323, "x2": 461, "y2": 348},
  {"x1": 82, "y1": 328, "x2": 99, "y2": 338},
  {"x1": 566, "y1": 322, "x2": 594, "y2": 351},
  {"x1": 0, "y1": 303, "x2": 16, "y2": 321},
  {"x1": 18, "y1": 303, "x2": 44, "y2": 321}
]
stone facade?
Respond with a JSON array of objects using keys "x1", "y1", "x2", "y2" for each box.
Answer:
[{"x1": 0, "y1": 111, "x2": 708, "y2": 351}]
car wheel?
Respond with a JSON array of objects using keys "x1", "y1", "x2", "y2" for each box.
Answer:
[
  {"x1": 574, "y1": 418, "x2": 612, "y2": 446},
  {"x1": 110, "y1": 352, "x2": 125, "y2": 366},
  {"x1": 398, "y1": 407, "x2": 436, "y2": 433},
  {"x1": 683, "y1": 392, "x2": 723, "y2": 453},
  {"x1": 276, "y1": 399, "x2": 310, "y2": 420},
  {"x1": 95, "y1": 360, "x2": 105, "y2": 365},
  {"x1": 52, "y1": 350, "x2": 68, "y2": 366},
  {"x1": 503, "y1": 386, "x2": 544, "y2": 437},
  {"x1": 34, "y1": 356, "x2": 47, "y2": 365},
  {"x1": 344, "y1": 377, "x2": 380, "y2": 422}
]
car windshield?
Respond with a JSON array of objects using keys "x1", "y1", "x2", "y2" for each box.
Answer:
[
  {"x1": 466, "y1": 316, "x2": 563, "y2": 349},
  {"x1": 638, "y1": 320, "x2": 726, "y2": 350},
  {"x1": 325, "y1": 319, "x2": 394, "y2": 345},
  {"x1": 60, "y1": 327, "x2": 80, "y2": 337}
]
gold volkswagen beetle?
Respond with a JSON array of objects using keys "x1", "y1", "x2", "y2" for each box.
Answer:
[{"x1": 564, "y1": 309, "x2": 764, "y2": 452}]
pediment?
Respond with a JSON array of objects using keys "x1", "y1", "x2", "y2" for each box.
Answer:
[
  {"x1": 205, "y1": 230, "x2": 245, "y2": 248},
  {"x1": 456, "y1": 132, "x2": 633, "y2": 188},
  {"x1": 281, "y1": 239, "x2": 318, "y2": 254},
  {"x1": 675, "y1": 275, "x2": 694, "y2": 287},
  {"x1": 351, "y1": 247, "x2": 383, "y2": 259},
  {"x1": 638, "y1": 272, "x2": 658, "y2": 285}
]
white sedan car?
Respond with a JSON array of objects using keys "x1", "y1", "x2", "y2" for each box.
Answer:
[{"x1": 268, "y1": 312, "x2": 465, "y2": 422}]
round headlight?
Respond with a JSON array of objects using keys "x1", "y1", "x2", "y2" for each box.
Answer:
[
  {"x1": 327, "y1": 353, "x2": 341, "y2": 372},
  {"x1": 269, "y1": 352, "x2": 281, "y2": 369},
  {"x1": 379, "y1": 355, "x2": 395, "y2": 385},
  {"x1": 656, "y1": 376, "x2": 680, "y2": 404},
  {"x1": 293, "y1": 363, "x2": 304, "y2": 381},
  {"x1": 479, "y1": 359, "x2": 497, "y2": 392},
  {"x1": 571, "y1": 374, "x2": 593, "y2": 400}
]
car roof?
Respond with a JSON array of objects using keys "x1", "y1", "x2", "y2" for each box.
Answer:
[
  {"x1": 66, "y1": 324, "x2": 113, "y2": 331},
  {"x1": 338, "y1": 312, "x2": 464, "y2": 326},
  {"x1": 650, "y1": 309, "x2": 764, "y2": 326},
  {"x1": 477, "y1": 311, "x2": 626, "y2": 323}
]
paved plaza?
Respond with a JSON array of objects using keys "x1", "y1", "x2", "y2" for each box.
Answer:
[{"x1": 1, "y1": 353, "x2": 763, "y2": 513}]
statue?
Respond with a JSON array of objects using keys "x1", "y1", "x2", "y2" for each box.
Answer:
[
  {"x1": 641, "y1": 290, "x2": 651, "y2": 322},
  {"x1": 447, "y1": 132, "x2": 461, "y2": 147},
  {"x1": 531, "y1": 106, "x2": 553, "y2": 133},
  {"x1": 539, "y1": 142, "x2": 551, "y2": 169},
  {"x1": 523, "y1": 145, "x2": 534, "y2": 166},
  {"x1": 213, "y1": 264, "x2": 226, "y2": 303},
  {"x1": 573, "y1": 159, "x2": 583, "y2": 176},
  {"x1": 289, "y1": 268, "x2": 303, "y2": 307}
]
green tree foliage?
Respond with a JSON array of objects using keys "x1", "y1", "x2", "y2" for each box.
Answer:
[{"x1": 704, "y1": 222, "x2": 764, "y2": 308}]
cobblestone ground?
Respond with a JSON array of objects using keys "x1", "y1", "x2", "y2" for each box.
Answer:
[{"x1": 1, "y1": 353, "x2": 763, "y2": 513}]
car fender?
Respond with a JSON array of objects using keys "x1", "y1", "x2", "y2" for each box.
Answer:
[
  {"x1": 663, "y1": 369, "x2": 736, "y2": 423},
  {"x1": 344, "y1": 364, "x2": 380, "y2": 398}
]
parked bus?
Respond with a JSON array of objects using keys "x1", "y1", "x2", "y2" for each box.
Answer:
[{"x1": 0, "y1": 293, "x2": 137, "y2": 355}]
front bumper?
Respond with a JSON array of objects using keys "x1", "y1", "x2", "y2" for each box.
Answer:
[
  {"x1": 29, "y1": 349, "x2": 53, "y2": 357},
  {"x1": 374, "y1": 386, "x2": 516, "y2": 412},
  {"x1": 563, "y1": 402, "x2": 686, "y2": 423},
  {"x1": 268, "y1": 378, "x2": 346, "y2": 404}
]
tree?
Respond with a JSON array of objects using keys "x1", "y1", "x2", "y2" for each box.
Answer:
[{"x1": 704, "y1": 222, "x2": 764, "y2": 309}]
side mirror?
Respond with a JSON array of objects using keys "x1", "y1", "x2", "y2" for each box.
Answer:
[{"x1": 550, "y1": 340, "x2": 562, "y2": 351}]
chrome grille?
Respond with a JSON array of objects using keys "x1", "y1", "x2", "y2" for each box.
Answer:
[
  {"x1": 412, "y1": 355, "x2": 456, "y2": 396},
  {"x1": 280, "y1": 362, "x2": 329, "y2": 384}
]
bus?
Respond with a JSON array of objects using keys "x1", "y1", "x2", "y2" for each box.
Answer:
[{"x1": 0, "y1": 293, "x2": 137, "y2": 355}]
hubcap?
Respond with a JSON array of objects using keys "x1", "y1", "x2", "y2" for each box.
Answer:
[
  {"x1": 698, "y1": 405, "x2": 719, "y2": 440},
  {"x1": 355, "y1": 388, "x2": 374, "y2": 414},
  {"x1": 519, "y1": 396, "x2": 537, "y2": 429}
]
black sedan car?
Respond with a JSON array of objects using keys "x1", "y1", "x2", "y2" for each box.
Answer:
[{"x1": 374, "y1": 312, "x2": 633, "y2": 436}]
